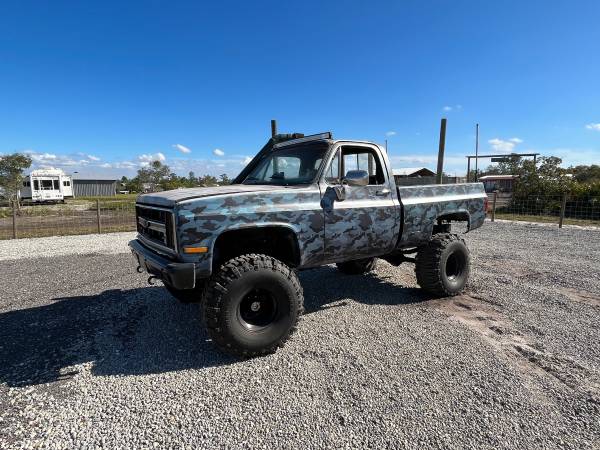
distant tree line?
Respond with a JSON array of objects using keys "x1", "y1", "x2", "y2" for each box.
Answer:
[
  {"x1": 121, "y1": 160, "x2": 232, "y2": 193},
  {"x1": 471, "y1": 156, "x2": 600, "y2": 219},
  {"x1": 470, "y1": 156, "x2": 600, "y2": 197}
]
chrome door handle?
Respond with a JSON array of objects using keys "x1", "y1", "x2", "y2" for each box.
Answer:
[{"x1": 375, "y1": 189, "x2": 391, "y2": 196}]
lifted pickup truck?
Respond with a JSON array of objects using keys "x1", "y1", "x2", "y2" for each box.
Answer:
[{"x1": 130, "y1": 132, "x2": 487, "y2": 357}]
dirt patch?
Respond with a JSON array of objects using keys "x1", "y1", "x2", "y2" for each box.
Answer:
[
  {"x1": 429, "y1": 294, "x2": 599, "y2": 399},
  {"x1": 558, "y1": 287, "x2": 600, "y2": 307}
]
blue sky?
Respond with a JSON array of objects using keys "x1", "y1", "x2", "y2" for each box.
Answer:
[{"x1": 1, "y1": 0, "x2": 599, "y2": 178}]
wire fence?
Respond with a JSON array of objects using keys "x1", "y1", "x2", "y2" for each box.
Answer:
[
  {"x1": 487, "y1": 192, "x2": 600, "y2": 227},
  {"x1": 0, "y1": 200, "x2": 136, "y2": 240},
  {"x1": 1, "y1": 192, "x2": 598, "y2": 240}
]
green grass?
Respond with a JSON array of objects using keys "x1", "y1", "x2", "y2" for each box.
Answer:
[
  {"x1": 491, "y1": 212, "x2": 600, "y2": 227},
  {"x1": 67, "y1": 193, "x2": 139, "y2": 203}
]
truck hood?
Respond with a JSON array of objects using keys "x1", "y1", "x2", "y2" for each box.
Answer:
[{"x1": 136, "y1": 185, "x2": 279, "y2": 208}]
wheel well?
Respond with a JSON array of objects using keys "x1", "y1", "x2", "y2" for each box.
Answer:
[
  {"x1": 434, "y1": 211, "x2": 470, "y2": 234},
  {"x1": 212, "y1": 227, "x2": 300, "y2": 270}
]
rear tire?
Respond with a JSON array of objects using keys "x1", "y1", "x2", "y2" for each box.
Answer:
[
  {"x1": 336, "y1": 257, "x2": 377, "y2": 275},
  {"x1": 415, "y1": 233, "x2": 470, "y2": 297},
  {"x1": 164, "y1": 281, "x2": 206, "y2": 304},
  {"x1": 202, "y1": 254, "x2": 303, "y2": 357}
]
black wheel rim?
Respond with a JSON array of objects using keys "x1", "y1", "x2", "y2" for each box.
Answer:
[
  {"x1": 238, "y1": 288, "x2": 278, "y2": 331},
  {"x1": 445, "y1": 251, "x2": 466, "y2": 282}
]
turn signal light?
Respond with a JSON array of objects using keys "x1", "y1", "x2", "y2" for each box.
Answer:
[{"x1": 183, "y1": 246, "x2": 208, "y2": 254}]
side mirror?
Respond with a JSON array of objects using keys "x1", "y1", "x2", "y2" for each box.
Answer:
[{"x1": 343, "y1": 170, "x2": 369, "y2": 187}]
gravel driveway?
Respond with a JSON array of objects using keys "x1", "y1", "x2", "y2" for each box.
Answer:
[{"x1": 1, "y1": 222, "x2": 599, "y2": 449}]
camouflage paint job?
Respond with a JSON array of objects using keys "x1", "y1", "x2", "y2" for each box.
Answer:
[
  {"x1": 134, "y1": 140, "x2": 486, "y2": 279},
  {"x1": 170, "y1": 186, "x2": 325, "y2": 274},
  {"x1": 397, "y1": 183, "x2": 487, "y2": 247},
  {"x1": 318, "y1": 142, "x2": 401, "y2": 263}
]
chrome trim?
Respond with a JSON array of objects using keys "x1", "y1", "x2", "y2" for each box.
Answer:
[
  {"x1": 138, "y1": 234, "x2": 177, "y2": 258},
  {"x1": 138, "y1": 217, "x2": 166, "y2": 234},
  {"x1": 135, "y1": 203, "x2": 178, "y2": 255}
]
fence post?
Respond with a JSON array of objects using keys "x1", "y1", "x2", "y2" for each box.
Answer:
[
  {"x1": 492, "y1": 191, "x2": 497, "y2": 222},
  {"x1": 12, "y1": 200, "x2": 17, "y2": 239},
  {"x1": 96, "y1": 199, "x2": 101, "y2": 233},
  {"x1": 559, "y1": 193, "x2": 567, "y2": 228}
]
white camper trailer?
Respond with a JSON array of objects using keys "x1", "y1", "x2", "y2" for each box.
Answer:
[{"x1": 20, "y1": 169, "x2": 74, "y2": 203}]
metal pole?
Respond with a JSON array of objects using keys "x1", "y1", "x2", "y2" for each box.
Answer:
[
  {"x1": 271, "y1": 119, "x2": 277, "y2": 138},
  {"x1": 12, "y1": 200, "x2": 17, "y2": 239},
  {"x1": 475, "y1": 123, "x2": 479, "y2": 181},
  {"x1": 96, "y1": 199, "x2": 101, "y2": 233},
  {"x1": 559, "y1": 193, "x2": 567, "y2": 228},
  {"x1": 436, "y1": 118, "x2": 447, "y2": 184},
  {"x1": 385, "y1": 139, "x2": 388, "y2": 152},
  {"x1": 492, "y1": 191, "x2": 497, "y2": 222},
  {"x1": 467, "y1": 157, "x2": 471, "y2": 182}
]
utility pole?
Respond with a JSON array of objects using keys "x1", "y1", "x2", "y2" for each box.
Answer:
[
  {"x1": 436, "y1": 118, "x2": 447, "y2": 184},
  {"x1": 475, "y1": 123, "x2": 479, "y2": 182},
  {"x1": 385, "y1": 139, "x2": 388, "y2": 152}
]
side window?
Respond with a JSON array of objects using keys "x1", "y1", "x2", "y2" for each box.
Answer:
[
  {"x1": 342, "y1": 147, "x2": 385, "y2": 185},
  {"x1": 53, "y1": 180, "x2": 60, "y2": 190},
  {"x1": 63, "y1": 180, "x2": 70, "y2": 187},
  {"x1": 34, "y1": 180, "x2": 39, "y2": 190},
  {"x1": 324, "y1": 153, "x2": 340, "y2": 184}
]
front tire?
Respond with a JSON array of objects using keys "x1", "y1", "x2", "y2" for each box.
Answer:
[
  {"x1": 415, "y1": 233, "x2": 470, "y2": 297},
  {"x1": 202, "y1": 254, "x2": 303, "y2": 357},
  {"x1": 336, "y1": 257, "x2": 377, "y2": 275}
]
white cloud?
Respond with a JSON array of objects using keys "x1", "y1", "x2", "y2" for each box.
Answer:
[
  {"x1": 213, "y1": 148, "x2": 225, "y2": 157},
  {"x1": 28, "y1": 152, "x2": 57, "y2": 162},
  {"x1": 100, "y1": 163, "x2": 112, "y2": 168},
  {"x1": 87, "y1": 154, "x2": 100, "y2": 161},
  {"x1": 114, "y1": 161, "x2": 138, "y2": 169},
  {"x1": 385, "y1": 131, "x2": 397, "y2": 137},
  {"x1": 585, "y1": 123, "x2": 600, "y2": 131},
  {"x1": 138, "y1": 152, "x2": 166, "y2": 165},
  {"x1": 442, "y1": 104, "x2": 462, "y2": 112},
  {"x1": 488, "y1": 137, "x2": 523, "y2": 153},
  {"x1": 241, "y1": 156, "x2": 253, "y2": 165},
  {"x1": 173, "y1": 144, "x2": 191, "y2": 154}
]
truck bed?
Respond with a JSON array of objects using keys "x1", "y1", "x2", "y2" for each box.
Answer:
[{"x1": 397, "y1": 183, "x2": 487, "y2": 247}]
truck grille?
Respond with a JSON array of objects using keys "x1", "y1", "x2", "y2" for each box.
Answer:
[{"x1": 136, "y1": 205, "x2": 176, "y2": 251}]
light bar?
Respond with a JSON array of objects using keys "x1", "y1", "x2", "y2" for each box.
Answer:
[{"x1": 273, "y1": 132, "x2": 333, "y2": 149}]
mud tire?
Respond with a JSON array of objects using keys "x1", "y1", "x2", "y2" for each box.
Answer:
[
  {"x1": 202, "y1": 254, "x2": 303, "y2": 357},
  {"x1": 415, "y1": 233, "x2": 470, "y2": 297}
]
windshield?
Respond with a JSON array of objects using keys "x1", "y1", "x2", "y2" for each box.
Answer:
[{"x1": 241, "y1": 142, "x2": 328, "y2": 185}]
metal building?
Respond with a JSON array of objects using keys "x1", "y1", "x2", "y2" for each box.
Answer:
[{"x1": 72, "y1": 179, "x2": 118, "y2": 197}]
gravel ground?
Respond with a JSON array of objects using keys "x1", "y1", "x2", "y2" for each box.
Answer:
[
  {"x1": 1, "y1": 221, "x2": 599, "y2": 449},
  {"x1": 0, "y1": 232, "x2": 136, "y2": 261}
]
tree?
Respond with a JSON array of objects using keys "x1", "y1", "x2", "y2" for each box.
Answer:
[
  {"x1": 198, "y1": 174, "x2": 219, "y2": 186},
  {"x1": 136, "y1": 160, "x2": 171, "y2": 192},
  {"x1": 570, "y1": 164, "x2": 600, "y2": 184},
  {"x1": 0, "y1": 153, "x2": 32, "y2": 208},
  {"x1": 219, "y1": 173, "x2": 232, "y2": 185}
]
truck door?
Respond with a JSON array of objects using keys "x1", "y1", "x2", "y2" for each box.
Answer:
[{"x1": 320, "y1": 144, "x2": 399, "y2": 262}]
